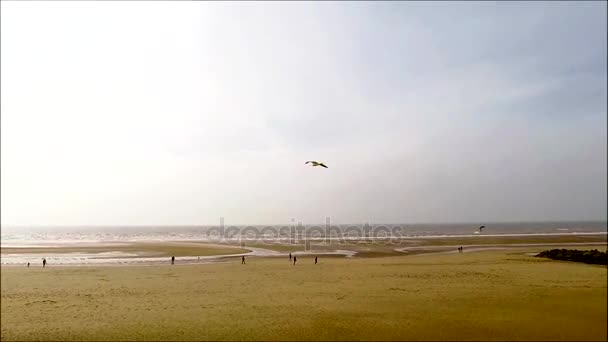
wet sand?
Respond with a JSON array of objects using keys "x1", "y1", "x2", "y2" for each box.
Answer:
[
  {"x1": 1, "y1": 242, "x2": 252, "y2": 266},
  {"x1": 2, "y1": 233, "x2": 606, "y2": 266}
]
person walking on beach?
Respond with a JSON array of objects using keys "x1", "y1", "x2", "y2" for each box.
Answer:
[
  {"x1": 242, "y1": 256, "x2": 246, "y2": 264},
  {"x1": 171, "y1": 256, "x2": 175, "y2": 265},
  {"x1": 293, "y1": 256, "x2": 297, "y2": 265},
  {"x1": 289, "y1": 252, "x2": 292, "y2": 261},
  {"x1": 315, "y1": 256, "x2": 318, "y2": 264},
  {"x1": 27, "y1": 262, "x2": 30, "y2": 267},
  {"x1": 42, "y1": 258, "x2": 46, "y2": 268}
]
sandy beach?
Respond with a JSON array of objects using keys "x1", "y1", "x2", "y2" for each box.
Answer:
[
  {"x1": 3, "y1": 0, "x2": 607, "y2": 340},
  {"x1": 2, "y1": 240, "x2": 606, "y2": 341}
]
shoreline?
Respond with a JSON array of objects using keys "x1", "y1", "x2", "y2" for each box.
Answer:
[{"x1": 2, "y1": 238, "x2": 605, "y2": 267}]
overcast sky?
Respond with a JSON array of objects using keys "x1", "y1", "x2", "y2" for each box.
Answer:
[{"x1": 1, "y1": 1, "x2": 606, "y2": 226}]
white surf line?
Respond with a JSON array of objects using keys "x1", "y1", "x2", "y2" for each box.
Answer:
[
  {"x1": 2, "y1": 231, "x2": 605, "y2": 248},
  {"x1": 173, "y1": 231, "x2": 608, "y2": 243},
  {"x1": 418, "y1": 232, "x2": 607, "y2": 239},
  {"x1": 395, "y1": 242, "x2": 607, "y2": 257}
]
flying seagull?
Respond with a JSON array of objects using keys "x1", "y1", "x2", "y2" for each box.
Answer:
[
  {"x1": 479, "y1": 225, "x2": 486, "y2": 232},
  {"x1": 305, "y1": 161, "x2": 328, "y2": 168}
]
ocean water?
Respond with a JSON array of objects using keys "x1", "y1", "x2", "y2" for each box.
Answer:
[{"x1": 2, "y1": 221, "x2": 606, "y2": 247}]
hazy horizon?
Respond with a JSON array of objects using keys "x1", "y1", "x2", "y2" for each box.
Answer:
[
  {"x1": 1, "y1": 1, "x2": 607, "y2": 227},
  {"x1": 1, "y1": 219, "x2": 608, "y2": 229}
]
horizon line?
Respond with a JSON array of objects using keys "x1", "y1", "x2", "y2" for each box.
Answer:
[{"x1": 1, "y1": 219, "x2": 607, "y2": 229}]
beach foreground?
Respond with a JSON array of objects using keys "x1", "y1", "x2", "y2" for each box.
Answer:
[{"x1": 1, "y1": 246, "x2": 606, "y2": 341}]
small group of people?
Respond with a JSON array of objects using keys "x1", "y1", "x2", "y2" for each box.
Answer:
[
  {"x1": 457, "y1": 246, "x2": 464, "y2": 253},
  {"x1": 289, "y1": 252, "x2": 317, "y2": 265},
  {"x1": 25, "y1": 258, "x2": 46, "y2": 268},
  {"x1": 168, "y1": 253, "x2": 318, "y2": 266}
]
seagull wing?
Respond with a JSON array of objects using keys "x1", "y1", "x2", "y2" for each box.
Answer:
[{"x1": 319, "y1": 163, "x2": 328, "y2": 168}]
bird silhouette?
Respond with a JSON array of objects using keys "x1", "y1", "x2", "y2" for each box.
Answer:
[{"x1": 305, "y1": 161, "x2": 328, "y2": 168}]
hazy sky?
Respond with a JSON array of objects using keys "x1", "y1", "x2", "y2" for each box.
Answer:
[{"x1": 1, "y1": 1, "x2": 606, "y2": 226}]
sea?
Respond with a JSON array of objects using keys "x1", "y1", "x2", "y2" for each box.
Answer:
[{"x1": 2, "y1": 221, "x2": 607, "y2": 246}]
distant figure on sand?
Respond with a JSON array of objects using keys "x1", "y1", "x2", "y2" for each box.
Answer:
[
  {"x1": 171, "y1": 256, "x2": 175, "y2": 265},
  {"x1": 289, "y1": 252, "x2": 292, "y2": 261},
  {"x1": 27, "y1": 262, "x2": 30, "y2": 267},
  {"x1": 293, "y1": 256, "x2": 297, "y2": 265},
  {"x1": 315, "y1": 256, "x2": 318, "y2": 264},
  {"x1": 242, "y1": 256, "x2": 246, "y2": 264},
  {"x1": 42, "y1": 258, "x2": 46, "y2": 268}
]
